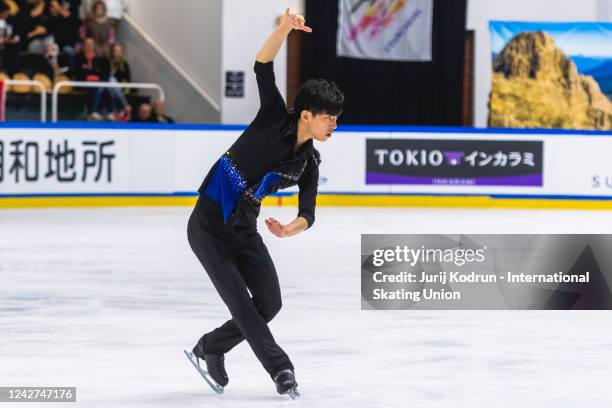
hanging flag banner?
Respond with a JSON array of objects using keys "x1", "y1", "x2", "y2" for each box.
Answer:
[{"x1": 337, "y1": 0, "x2": 433, "y2": 62}]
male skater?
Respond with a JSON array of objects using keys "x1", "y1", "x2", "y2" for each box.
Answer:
[{"x1": 185, "y1": 8, "x2": 344, "y2": 398}]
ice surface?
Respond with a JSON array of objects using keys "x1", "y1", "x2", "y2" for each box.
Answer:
[{"x1": 1, "y1": 206, "x2": 612, "y2": 407}]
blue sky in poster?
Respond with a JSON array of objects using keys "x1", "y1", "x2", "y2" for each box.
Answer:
[{"x1": 490, "y1": 21, "x2": 612, "y2": 58}]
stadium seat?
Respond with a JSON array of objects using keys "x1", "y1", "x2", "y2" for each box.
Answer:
[
  {"x1": 12, "y1": 73, "x2": 32, "y2": 93},
  {"x1": 53, "y1": 75, "x2": 73, "y2": 94},
  {"x1": 33, "y1": 73, "x2": 52, "y2": 93}
]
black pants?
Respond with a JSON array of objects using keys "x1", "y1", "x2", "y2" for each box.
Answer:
[{"x1": 187, "y1": 195, "x2": 293, "y2": 377}]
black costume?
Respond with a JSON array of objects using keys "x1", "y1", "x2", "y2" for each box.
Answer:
[{"x1": 187, "y1": 61, "x2": 320, "y2": 377}]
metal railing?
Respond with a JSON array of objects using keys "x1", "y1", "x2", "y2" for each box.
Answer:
[
  {"x1": 51, "y1": 81, "x2": 165, "y2": 122},
  {"x1": 4, "y1": 79, "x2": 47, "y2": 122}
]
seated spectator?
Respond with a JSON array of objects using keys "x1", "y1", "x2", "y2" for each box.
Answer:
[
  {"x1": 83, "y1": 0, "x2": 113, "y2": 57},
  {"x1": 74, "y1": 36, "x2": 109, "y2": 119},
  {"x1": 81, "y1": 0, "x2": 126, "y2": 28},
  {"x1": 131, "y1": 102, "x2": 155, "y2": 123},
  {"x1": 24, "y1": 0, "x2": 54, "y2": 55},
  {"x1": 45, "y1": 0, "x2": 82, "y2": 69},
  {"x1": 74, "y1": 36, "x2": 108, "y2": 81},
  {"x1": 104, "y1": 43, "x2": 129, "y2": 120},
  {"x1": 110, "y1": 42, "x2": 129, "y2": 82},
  {"x1": 152, "y1": 99, "x2": 174, "y2": 124},
  {"x1": 0, "y1": 0, "x2": 21, "y2": 75},
  {"x1": 17, "y1": 0, "x2": 67, "y2": 77}
]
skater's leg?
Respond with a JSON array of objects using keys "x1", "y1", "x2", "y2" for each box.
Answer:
[
  {"x1": 236, "y1": 231, "x2": 283, "y2": 322},
  {"x1": 187, "y1": 204, "x2": 293, "y2": 376},
  {"x1": 198, "y1": 231, "x2": 283, "y2": 352}
]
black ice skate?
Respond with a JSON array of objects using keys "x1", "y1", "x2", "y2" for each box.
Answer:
[
  {"x1": 183, "y1": 349, "x2": 228, "y2": 394},
  {"x1": 273, "y1": 369, "x2": 300, "y2": 399}
]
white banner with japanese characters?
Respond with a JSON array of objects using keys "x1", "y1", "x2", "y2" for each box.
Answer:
[
  {"x1": 337, "y1": 0, "x2": 433, "y2": 62},
  {"x1": 0, "y1": 129, "x2": 172, "y2": 194}
]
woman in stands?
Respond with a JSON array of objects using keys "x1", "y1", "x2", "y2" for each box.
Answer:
[
  {"x1": 83, "y1": 0, "x2": 114, "y2": 57},
  {"x1": 107, "y1": 43, "x2": 130, "y2": 121},
  {"x1": 185, "y1": 8, "x2": 344, "y2": 399}
]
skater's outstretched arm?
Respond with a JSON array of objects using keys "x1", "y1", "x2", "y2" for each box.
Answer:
[
  {"x1": 265, "y1": 216, "x2": 308, "y2": 238},
  {"x1": 256, "y1": 8, "x2": 312, "y2": 63}
]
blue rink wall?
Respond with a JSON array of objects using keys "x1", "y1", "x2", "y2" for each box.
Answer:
[{"x1": 0, "y1": 122, "x2": 611, "y2": 210}]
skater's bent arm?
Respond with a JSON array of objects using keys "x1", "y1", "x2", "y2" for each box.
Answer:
[
  {"x1": 265, "y1": 217, "x2": 308, "y2": 238},
  {"x1": 256, "y1": 8, "x2": 312, "y2": 63},
  {"x1": 255, "y1": 24, "x2": 292, "y2": 64}
]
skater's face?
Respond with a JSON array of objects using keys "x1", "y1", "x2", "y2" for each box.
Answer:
[{"x1": 301, "y1": 111, "x2": 338, "y2": 142}]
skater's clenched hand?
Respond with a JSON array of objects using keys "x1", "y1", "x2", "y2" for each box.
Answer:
[{"x1": 265, "y1": 217, "x2": 287, "y2": 238}]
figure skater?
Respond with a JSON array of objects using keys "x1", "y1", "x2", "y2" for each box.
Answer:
[{"x1": 185, "y1": 8, "x2": 344, "y2": 398}]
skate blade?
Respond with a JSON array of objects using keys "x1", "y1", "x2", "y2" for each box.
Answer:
[
  {"x1": 183, "y1": 350, "x2": 224, "y2": 394},
  {"x1": 286, "y1": 387, "x2": 300, "y2": 400}
]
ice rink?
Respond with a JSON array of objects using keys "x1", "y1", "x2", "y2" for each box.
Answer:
[{"x1": 1, "y1": 205, "x2": 612, "y2": 407}]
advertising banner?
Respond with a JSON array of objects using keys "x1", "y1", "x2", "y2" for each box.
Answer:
[
  {"x1": 489, "y1": 21, "x2": 612, "y2": 130},
  {"x1": 366, "y1": 139, "x2": 544, "y2": 186},
  {"x1": 0, "y1": 132, "x2": 128, "y2": 193}
]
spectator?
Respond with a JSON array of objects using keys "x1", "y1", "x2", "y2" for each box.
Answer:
[
  {"x1": 109, "y1": 42, "x2": 129, "y2": 82},
  {"x1": 0, "y1": 0, "x2": 21, "y2": 74},
  {"x1": 18, "y1": 0, "x2": 66, "y2": 77},
  {"x1": 81, "y1": 0, "x2": 126, "y2": 28},
  {"x1": 152, "y1": 99, "x2": 174, "y2": 124},
  {"x1": 74, "y1": 37, "x2": 108, "y2": 81},
  {"x1": 83, "y1": 0, "x2": 114, "y2": 57},
  {"x1": 106, "y1": 43, "x2": 129, "y2": 120},
  {"x1": 24, "y1": 0, "x2": 54, "y2": 55},
  {"x1": 74, "y1": 36, "x2": 110, "y2": 119},
  {"x1": 131, "y1": 102, "x2": 154, "y2": 123},
  {"x1": 45, "y1": 0, "x2": 81, "y2": 69}
]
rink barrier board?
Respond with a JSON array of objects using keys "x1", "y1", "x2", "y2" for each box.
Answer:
[
  {"x1": 3, "y1": 193, "x2": 612, "y2": 210},
  {"x1": 1, "y1": 123, "x2": 612, "y2": 207}
]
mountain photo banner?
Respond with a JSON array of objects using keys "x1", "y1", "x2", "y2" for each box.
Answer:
[
  {"x1": 488, "y1": 21, "x2": 612, "y2": 131},
  {"x1": 337, "y1": 0, "x2": 433, "y2": 62}
]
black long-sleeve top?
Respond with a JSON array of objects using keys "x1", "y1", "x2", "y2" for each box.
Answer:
[
  {"x1": 198, "y1": 61, "x2": 320, "y2": 229},
  {"x1": 73, "y1": 51, "x2": 110, "y2": 81},
  {"x1": 111, "y1": 61, "x2": 131, "y2": 83}
]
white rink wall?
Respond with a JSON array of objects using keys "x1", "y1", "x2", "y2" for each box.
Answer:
[{"x1": 0, "y1": 125, "x2": 611, "y2": 198}]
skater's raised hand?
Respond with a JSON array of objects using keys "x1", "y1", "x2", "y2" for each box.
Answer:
[
  {"x1": 257, "y1": 8, "x2": 312, "y2": 63},
  {"x1": 265, "y1": 217, "x2": 287, "y2": 238},
  {"x1": 280, "y1": 8, "x2": 312, "y2": 33}
]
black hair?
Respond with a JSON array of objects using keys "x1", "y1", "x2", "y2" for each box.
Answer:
[{"x1": 293, "y1": 79, "x2": 344, "y2": 118}]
